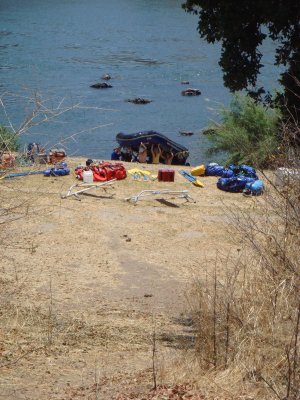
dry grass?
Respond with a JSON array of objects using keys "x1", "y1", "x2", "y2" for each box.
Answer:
[
  {"x1": 185, "y1": 132, "x2": 300, "y2": 399},
  {"x1": 1, "y1": 146, "x2": 298, "y2": 399},
  {"x1": 1, "y1": 159, "x2": 238, "y2": 399}
]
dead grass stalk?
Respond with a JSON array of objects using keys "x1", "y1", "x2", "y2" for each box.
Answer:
[{"x1": 188, "y1": 127, "x2": 300, "y2": 399}]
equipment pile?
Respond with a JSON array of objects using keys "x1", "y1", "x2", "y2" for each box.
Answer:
[
  {"x1": 75, "y1": 161, "x2": 127, "y2": 182},
  {"x1": 191, "y1": 162, "x2": 264, "y2": 196}
]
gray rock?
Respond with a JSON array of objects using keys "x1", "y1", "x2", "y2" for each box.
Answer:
[
  {"x1": 126, "y1": 97, "x2": 152, "y2": 104},
  {"x1": 90, "y1": 82, "x2": 112, "y2": 89},
  {"x1": 101, "y1": 74, "x2": 111, "y2": 80},
  {"x1": 181, "y1": 88, "x2": 201, "y2": 96},
  {"x1": 179, "y1": 131, "x2": 194, "y2": 136}
]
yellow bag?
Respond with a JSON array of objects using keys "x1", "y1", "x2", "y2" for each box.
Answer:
[{"x1": 191, "y1": 165, "x2": 206, "y2": 176}]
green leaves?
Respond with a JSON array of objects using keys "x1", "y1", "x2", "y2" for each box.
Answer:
[
  {"x1": 207, "y1": 94, "x2": 281, "y2": 168},
  {"x1": 0, "y1": 126, "x2": 19, "y2": 153},
  {"x1": 182, "y1": 0, "x2": 300, "y2": 120}
]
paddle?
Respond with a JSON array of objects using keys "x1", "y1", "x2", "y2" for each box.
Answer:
[
  {"x1": 179, "y1": 170, "x2": 204, "y2": 187},
  {"x1": 0, "y1": 170, "x2": 45, "y2": 180}
]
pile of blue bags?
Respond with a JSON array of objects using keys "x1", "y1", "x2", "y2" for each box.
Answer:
[
  {"x1": 43, "y1": 162, "x2": 70, "y2": 177},
  {"x1": 205, "y1": 163, "x2": 264, "y2": 195}
]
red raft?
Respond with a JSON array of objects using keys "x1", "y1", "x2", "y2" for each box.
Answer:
[{"x1": 75, "y1": 161, "x2": 127, "y2": 182}]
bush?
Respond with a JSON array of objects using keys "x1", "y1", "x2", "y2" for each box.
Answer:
[
  {"x1": 207, "y1": 94, "x2": 281, "y2": 168},
  {"x1": 0, "y1": 125, "x2": 19, "y2": 152}
]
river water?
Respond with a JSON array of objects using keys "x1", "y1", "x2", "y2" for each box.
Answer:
[{"x1": 1, "y1": 0, "x2": 280, "y2": 164}]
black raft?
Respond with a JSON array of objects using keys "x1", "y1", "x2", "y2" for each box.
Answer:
[{"x1": 116, "y1": 130, "x2": 189, "y2": 165}]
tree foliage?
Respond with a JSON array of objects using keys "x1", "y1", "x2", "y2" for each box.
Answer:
[
  {"x1": 0, "y1": 125, "x2": 19, "y2": 153},
  {"x1": 207, "y1": 94, "x2": 281, "y2": 168},
  {"x1": 182, "y1": 0, "x2": 300, "y2": 120}
]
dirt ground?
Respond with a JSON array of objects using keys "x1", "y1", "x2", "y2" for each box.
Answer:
[{"x1": 0, "y1": 159, "x2": 264, "y2": 399}]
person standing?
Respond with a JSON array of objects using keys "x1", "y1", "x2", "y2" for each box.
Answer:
[
  {"x1": 138, "y1": 142, "x2": 147, "y2": 163},
  {"x1": 163, "y1": 151, "x2": 174, "y2": 165},
  {"x1": 111, "y1": 147, "x2": 121, "y2": 160},
  {"x1": 151, "y1": 144, "x2": 162, "y2": 164}
]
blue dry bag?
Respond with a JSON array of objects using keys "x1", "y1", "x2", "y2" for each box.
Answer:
[
  {"x1": 217, "y1": 176, "x2": 256, "y2": 193},
  {"x1": 229, "y1": 164, "x2": 258, "y2": 179},
  {"x1": 205, "y1": 163, "x2": 225, "y2": 176},
  {"x1": 44, "y1": 162, "x2": 70, "y2": 177},
  {"x1": 221, "y1": 169, "x2": 235, "y2": 178},
  {"x1": 244, "y1": 179, "x2": 264, "y2": 195}
]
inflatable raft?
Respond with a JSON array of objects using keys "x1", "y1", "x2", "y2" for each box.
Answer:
[{"x1": 116, "y1": 130, "x2": 189, "y2": 165}]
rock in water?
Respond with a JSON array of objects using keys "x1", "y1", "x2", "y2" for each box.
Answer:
[
  {"x1": 90, "y1": 82, "x2": 112, "y2": 89},
  {"x1": 101, "y1": 74, "x2": 111, "y2": 80},
  {"x1": 126, "y1": 98, "x2": 152, "y2": 104},
  {"x1": 181, "y1": 88, "x2": 201, "y2": 96},
  {"x1": 179, "y1": 131, "x2": 194, "y2": 136}
]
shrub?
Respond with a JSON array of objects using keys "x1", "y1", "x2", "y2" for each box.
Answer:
[
  {"x1": 0, "y1": 125, "x2": 19, "y2": 152},
  {"x1": 207, "y1": 94, "x2": 281, "y2": 168}
]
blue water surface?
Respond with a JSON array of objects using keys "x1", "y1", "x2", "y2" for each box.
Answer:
[{"x1": 0, "y1": 0, "x2": 281, "y2": 164}]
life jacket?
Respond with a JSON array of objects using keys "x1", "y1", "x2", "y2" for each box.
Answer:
[
  {"x1": 49, "y1": 149, "x2": 66, "y2": 164},
  {"x1": 75, "y1": 162, "x2": 127, "y2": 182}
]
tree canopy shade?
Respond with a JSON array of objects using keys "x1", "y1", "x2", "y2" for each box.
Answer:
[{"x1": 182, "y1": 0, "x2": 300, "y2": 119}]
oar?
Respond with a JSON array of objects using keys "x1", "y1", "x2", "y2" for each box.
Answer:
[
  {"x1": 0, "y1": 170, "x2": 45, "y2": 180},
  {"x1": 179, "y1": 170, "x2": 204, "y2": 187}
]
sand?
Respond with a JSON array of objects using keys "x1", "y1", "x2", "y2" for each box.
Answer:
[{"x1": 0, "y1": 159, "x2": 263, "y2": 399}]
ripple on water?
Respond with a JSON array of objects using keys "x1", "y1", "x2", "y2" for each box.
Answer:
[{"x1": 0, "y1": 30, "x2": 13, "y2": 36}]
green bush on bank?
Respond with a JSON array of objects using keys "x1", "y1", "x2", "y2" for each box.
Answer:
[
  {"x1": 0, "y1": 125, "x2": 19, "y2": 152},
  {"x1": 207, "y1": 94, "x2": 281, "y2": 168}
]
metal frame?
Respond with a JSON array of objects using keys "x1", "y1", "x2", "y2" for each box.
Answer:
[
  {"x1": 125, "y1": 189, "x2": 195, "y2": 204},
  {"x1": 61, "y1": 179, "x2": 116, "y2": 200}
]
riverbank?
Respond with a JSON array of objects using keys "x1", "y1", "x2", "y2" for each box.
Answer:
[{"x1": 0, "y1": 159, "x2": 264, "y2": 399}]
